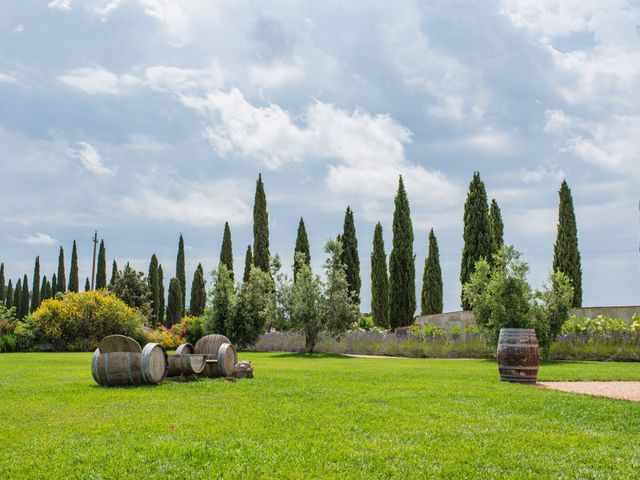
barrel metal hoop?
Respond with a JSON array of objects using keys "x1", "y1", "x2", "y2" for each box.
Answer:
[
  {"x1": 498, "y1": 343, "x2": 538, "y2": 348},
  {"x1": 498, "y1": 365, "x2": 538, "y2": 370},
  {"x1": 91, "y1": 349, "x2": 101, "y2": 385}
]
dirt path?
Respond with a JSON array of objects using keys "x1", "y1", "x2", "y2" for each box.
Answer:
[{"x1": 540, "y1": 382, "x2": 640, "y2": 402}]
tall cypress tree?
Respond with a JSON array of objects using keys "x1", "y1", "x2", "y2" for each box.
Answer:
[
  {"x1": 341, "y1": 207, "x2": 361, "y2": 304},
  {"x1": 0, "y1": 263, "x2": 5, "y2": 305},
  {"x1": 68, "y1": 240, "x2": 79, "y2": 292},
  {"x1": 110, "y1": 260, "x2": 118, "y2": 286},
  {"x1": 158, "y1": 264, "x2": 165, "y2": 325},
  {"x1": 460, "y1": 172, "x2": 492, "y2": 309},
  {"x1": 148, "y1": 254, "x2": 160, "y2": 326},
  {"x1": 553, "y1": 180, "x2": 582, "y2": 307},
  {"x1": 389, "y1": 176, "x2": 416, "y2": 328},
  {"x1": 57, "y1": 246, "x2": 66, "y2": 294},
  {"x1": 253, "y1": 173, "x2": 270, "y2": 272},
  {"x1": 41, "y1": 275, "x2": 48, "y2": 302},
  {"x1": 189, "y1": 263, "x2": 206, "y2": 316},
  {"x1": 176, "y1": 234, "x2": 186, "y2": 315},
  {"x1": 370, "y1": 222, "x2": 390, "y2": 329},
  {"x1": 32, "y1": 256, "x2": 40, "y2": 312},
  {"x1": 51, "y1": 274, "x2": 57, "y2": 297},
  {"x1": 96, "y1": 239, "x2": 107, "y2": 289},
  {"x1": 84, "y1": 278, "x2": 91, "y2": 292},
  {"x1": 166, "y1": 277, "x2": 182, "y2": 326},
  {"x1": 421, "y1": 229, "x2": 443, "y2": 315},
  {"x1": 14, "y1": 279, "x2": 22, "y2": 317},
  {"x1": 243, "y1": 245, "x2": 253, "y2": 283},
  {"x1": 219, "y1": 221, "x2": 234, "y2": 281},
  {"x1": 6, "y1": 280, "x2": 13, "y2": 309},
  {"x1": 293, "y1": 218, "x2": 311, "y2": 281},
  {"x1": 489, "y1": 198, "x2": 504, "y2": 260},
  {"x1": 20, "y1": 275, "x2": 29, "y2": 319},
  {"x1": 45, "y1": 279, "x2": 52, "y2": 300}
]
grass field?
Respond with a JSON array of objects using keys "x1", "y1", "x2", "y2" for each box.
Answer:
[{"x1": 1, "y1": 352, "x2": 640, "y2": 479}]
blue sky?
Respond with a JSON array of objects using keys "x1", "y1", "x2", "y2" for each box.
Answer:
[{"x1": 1, "y1": 0, "x2": 639, "y2": 312}]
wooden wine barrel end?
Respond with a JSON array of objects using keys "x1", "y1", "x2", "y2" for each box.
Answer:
[
  {"x1": 497, "y1": 328, "x2": 540, "y2": 384},
  {"x1": 98, "y1": 334, "x2": 142, "y2": 353},
  {"x1": 181, "y1": 354, "x2": 206, "y2": 375},
  {"x1": 91, "y1": 348, "x2": 102, "y2": 385},
  {"x1": 175, "y1": 343, "x2": 195, "y2": 356},
  {"x1": 140, "y1": 343, "x2": 168, "y2": 384},
  {"x1": 217, "y1": 343, "x2": 237, "y2": 377},
  {"x1": 194, "y1": 334, "x2": 231, "y2": 357}
]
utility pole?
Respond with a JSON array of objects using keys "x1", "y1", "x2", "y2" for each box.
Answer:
[{"x1": 91, "y1": 230, "x2": 98, "y2": 290}]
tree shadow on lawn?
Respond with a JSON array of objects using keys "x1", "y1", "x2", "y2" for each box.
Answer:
[{"x1": 268, "y1": 352, "x2": 354, "y2": 360}]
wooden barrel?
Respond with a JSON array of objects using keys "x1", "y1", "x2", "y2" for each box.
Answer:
[
  {"x1": 92, "y1": 343, "x2": 167, "y2": 386},
  {"x1": 167, "y1": 343, "x2": 206, "y2": 377},
  {"x1": 194, "y1": 334, "x2": 231, "y2": 357},
  {"x1": 497, "y1": 328, "x2": 539, "y2": 384},
  {"x1": 201, "y1": 343, "x2": 238, "y2": 378}
]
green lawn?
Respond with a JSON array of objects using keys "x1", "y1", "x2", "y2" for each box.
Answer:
[{"x1": 1, "y1": 353, "x2": 639, "y2": 479}]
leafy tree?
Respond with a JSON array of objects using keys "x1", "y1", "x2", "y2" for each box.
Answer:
[
  {"x1": 243, "y1": 245, "x2": 252, "y2": 283},
  {"x1": 96, "y1": 239, "x2": 107, "y2": 289},
  {"x1": 176, "y1": 234, "x2": 186, "y2": 315},
  {"x1": 0, "y1": 263, "x2": 5, "y2": 305},
  {"x1": 389, "y1": 176, "x2": 415, "y2": 329},
  {"x1": 460, "y1": 172, "x2": 492, "y2": 309},
  {"x1": 293, "y1": 217, "x2": 311, "y2": 282},
  {"x1": 189, "y1": 263, "x2": 206, "y2": 316},
  {"x1": 229, "y1": 266, "x2": 275, "y2": 348},
  {"x1": 110, "y1": 260, "x2": 118, "y2": 286},
  {"x1": 158, "y1": 264, "x2": 165, "y2": 325},
  {"x1": 531, "y1": 271, "x2": 574, "y2": 357},
  {"x1": 51, "y1": 274, "x2": 57, "y2": 297},
  {"x1": 290, "y1": 258, "x2": 322, "y2": 352},
  {"x1": 271, "y1": 254, "x2": 292, "y2": 331},
  {"x1": 14, "y1": 279, "x2": 22, "y2": 318},
  {"x1": 421, "y1": 229, "x2": 443, "y2": 315},
  {"x1": 20, "y1": 275, "x2": 29, "y2": 320},
  {"x1": 84, "y1": 278, "x2": 90, "y2": 292},
  {"x1": 148, "y1": 254, "x2": 160, "y2": 326},
  {"x1": 220, "y1": 222, "x2": 234, "y2": 281},
  {"x1": 370, "y1": 222, "x2": 389, "y2": 329},
  {"x1": 109, "y1": 265, "x2": 152, "y2": 322},
  {"x1": 341, "y1": 206, "x2": 361, "y2": 305},
  {"x1": 40, "y1": 275, "x2": 48, "y2": 302},
  {"x1": 57, "y1": 246, "x2": 66, "y2": 294},
  {"x1": 166, "y1": 277, "x2": 183, "y2": 326},
  {"x1": 204, "y1": 264, "x2": 236, "y2": 336},
  {"x1": 32, "y1": 256, "x2": 40, "y2": 312},
  {"x1": 253, "y1": 173, "x2": 270, "y2": 273},
  {"x1": 553, "y1": 180, "x2": 582, "y2": 307},
  {"x1": 489, "y1": 199, "x2": 504, "y2": 259},
  {"x1": 6, "y1": 280, "x2": 14, "y2": 309},
  {"x1": 68, "y1": 240, "x2": 79, "y2": 292}
]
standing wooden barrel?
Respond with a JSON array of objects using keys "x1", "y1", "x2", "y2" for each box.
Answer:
[
  {"x1": 167, "y1": 343, "x2": 206, "y2": 377},
  {"x1": 497, "y1": 328, "x2": 539, "y2": 384},
  {"x1": 201, "y1": 342, "x2": 238, "y2": 378},
  {"x1": 194, "y1": 334, "x2": 231, "y2": 357},
  {"x1": 91, "y1": 343, "x2": 168, "y2": 386}
]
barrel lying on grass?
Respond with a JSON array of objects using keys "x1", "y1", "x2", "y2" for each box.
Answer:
[
  {"x1": 167, "y1": 343, "x2": 206, "y2": 378},
  {"x1": 91, "y1": 342, "x2": 168, "y2": 386},
  {"x1": 497, "y1": 328, "x2": 540, "y2": 384},
  {"x1": 196, "y1": 334, "x2": 238, "y2": 378}
]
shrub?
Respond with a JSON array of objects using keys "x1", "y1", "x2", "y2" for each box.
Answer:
[
  {"x1": 29, "y1": 290, "x2": 146, "y2": 351},
  {"x1": 145, "y1": 326, "x2": 183, "y2": 350},
  {"x1": 173, "y1": 316, "x2": 204, "y2": 345},
  {"x1": 0, "y1": 333, "x2": 17, "y2": 352},
  {"x1": 358, "y1": 314, "x2": 375, "y2": 331},
  {"x1": 561, "y1": 315, "x2": 629, "y2": 335}
]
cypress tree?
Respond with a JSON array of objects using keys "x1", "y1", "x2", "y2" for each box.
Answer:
[
  {"x1": 110, "y1": 260, "x2": 118, "y2": 286},
  {"x1": 220, "y1": 222, "x2": 234, "y2": 281},
  {"x1": 158, "y1": 264, "x2": 165, "y2": 325},
  {"x1": 252, "y1": 173, "x2": 270, "y2": 272},
  {"x1": 389, "y1": 176, "x2": 416, "y2": 328},
  {"x1": 57, "y1": 246, "x2": 66, "y2": 294},
  {"x1": 13, "y1": 279, "x2": 22, "y2": 317},
  {"x1": 45, "y1": 279, "x2": 51, "y2": 300},
  {"x1": 0, "y1": 263, "x2": 4, "y2": 305},
  {"x1": 421, "y1": 229, "x2": 443, "y2": 315},
  {"x1": 370, "y1": 222, "x2": 390, "y2": 329},
  {"x1": 489, "y1": 198, "x2": 504, "y2": 259},
  {"x1": 553, "y1": 180, "x2": 582, "y2": 307},
  {"x1": 293, "y1": 218, "x2": 311, "y2": 281},
  {"x1": 148, "y1": 254, "x2": 160, "y2": 325},
  {"x1": 41, "y1": 275, "x2": 48, "y2": 302},
  {"x1": 189, "y1": 263, "x2": 206, "y2": 316},
  {"x1": 460, "y1": 172, "x2": 492, "y2": 309},
  {"x1": 68, "y1": 240, "x2": 79, "y2": 292},
  {"x1": 341, "y1": 206, "x2": 361, "y2": 304},
  {"x1": 84, "y1": 278, "x2": 90, "y2": 292},
  {"x1": 6, "y1": 280, "x2": 13, "y2": 309},
  {"x1": 166, "y1": 277, "x2": 182, "y2": 326},
  {"x1": 96, "y1": 239, "x2": 107, "y2": 289},
  {"x1": 20, "y1": 275, "x2": 29, "y2": 319},
  {"x1": 32, "y1": 256, "x2": 40, "y2": 312},
  {"x1": 243, "y1": 245, "x2": 253, "y2": 283},
  {"x1": 51, "y1": 274, "x2": 57, "y2": 296},
  {"x1": 176, "y1": 234, "x2": 186, "y2": 315}
]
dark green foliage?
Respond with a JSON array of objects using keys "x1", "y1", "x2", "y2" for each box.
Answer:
[
  {"x1": 5, "y1": 280, "x2": 13, "y2": 309},
  {"x1": 370, "y1": 222, "x2": 389, "y2": 329},
  {"x1": 293, "y1": 218, "x2": 311, "y2": 282},
  {"x1": 460, "y1": 172, "x2": 492, "y2": 309},
  {"x1": 57, "y1": 247, "x2": 66, "y2": 294},
  {"x1": 0, "y1": 263, "x2": 5, "y2": 305},
  {"x1": 176, "y1": 234, "x2": 186, "y2": 314},
  {"x1": 205, "y1": 264, "x2": 236, "y2": 336},
  {"x1": 553, "y1": 180, "x2": 582, "y2": 307},
  {"x1": 110, "y1": 260, "x2": 118, "y2": 286},
  {"x1": 341, "y1": 207, "x2": 361, "y2": 304},
  {"x1": 166, "y1": 277, "x2": 182, "y2": 326},
  {"x1": 158, "y1": 264, "x2": 165, "y2": 325},
  {"x1": 32, "y1": 257, "x2": 40, "y2": 312},
  {"x1": 229, "y1": 266, "x2": 275, "y2": 348},
  {"x1": 148, "y1": 254, "x2": 160, "y2": 326},
  {"x1": 20, "y1": 275, "x2": 29, "y2": 320},
  {"x1": 243, "y1": 245, "x2": 252, "y2": 283},
  {"x1": 51, "y1": 274, "x2": 57, "y2": 297},
  {"x1": 389, "y1": 176, "x2": 416, "y2": 329},
  {"x1": 220, "y1": 222, "x2": 234, "y2": 281},
  {"x1": 40, "y1": 275, "x2": 48, "y2": 302},
  {"x1": 489, "y1": 199, "x2": 504, "y2": 259},
  {"x1": 421, "y1": 229, "x2": 443, "y2": 315},
  {"x1": 109, "y1": 265, "x2": 152, "y2": 323},
  {"x1": 96, "y1": 240, "x2": 107, "y2": 289},
  {"x1": 290, "y1": 259, "x2": 322, "y2": 352},
  {"x1": 252, "y1": 173, "x2": 270, "y2": 273},
  {"x1": 68, "y1": 240, "x2": 79, "y2": 293},
  {"x1": 14, "y1": 279, "x2": 22, "y2": 318},
  {"x1": 189, "y1": 263, "x2": 206, "y2": 316},
  {"x1": 84, "y1": 278, "x2": 90, "y2": 292}
]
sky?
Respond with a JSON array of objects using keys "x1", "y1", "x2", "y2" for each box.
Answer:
[{"x1": 1, "y1": 0, "x2": 639, "y2": 313}]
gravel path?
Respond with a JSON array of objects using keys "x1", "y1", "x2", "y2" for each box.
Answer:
[{"x1": 540, "y1": 382, "x2": 640, "y2": 402}]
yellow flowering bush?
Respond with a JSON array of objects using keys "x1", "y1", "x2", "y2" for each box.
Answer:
[{"x1": 145, "y1": 326, "x2": 184, "y2": 349}]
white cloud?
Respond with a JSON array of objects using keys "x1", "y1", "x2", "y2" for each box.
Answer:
[
  {"x1": 58, "y1": 67, "x2": 143, "y2": 95},
  {"x1": 48, "y1": 0, "x2": 72, "y2": 11},
  {"x1": 67, "y1": 142, "x2": 115, "y2": 176},
  {"x1": 519, "y1": 164, "x2": 565, "y2": 184},
  {"x1": 22, "y1": 232, "x2": 57, "y2": 246},
  {"x1": 13, "y1": 24, "x2": 24, "y2": 33},
  {"x1": 0, "y1": 73, "x2": 20, "y2": 85}
]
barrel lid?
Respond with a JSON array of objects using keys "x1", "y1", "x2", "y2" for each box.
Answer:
[
  {"x1": 175, "y1": 343, "x2": 195, "y2": 356},
  {"x1": 99, "y1": 334, "x2": 142, "y2": 353},
  {"x1": 141, "y1": 342, "x2": 168, "y2": 383}
]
